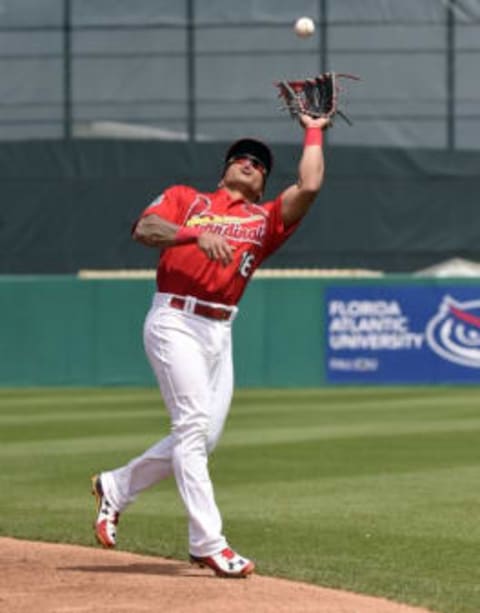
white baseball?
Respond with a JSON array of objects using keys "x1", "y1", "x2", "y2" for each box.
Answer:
[{"x1": 294, "y1": 17, "x2": 315, "y2": 38}]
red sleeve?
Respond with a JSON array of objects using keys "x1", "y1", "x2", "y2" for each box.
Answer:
[
  {"x1": 131, "y1": 185, "x2": 196, "y2": 235},
  {"x1": 139, "y1": 186, "x2": 186, "y2": 224},
  {"x1": 262, "y1": 196, "x2": 300, "y2": 259}
]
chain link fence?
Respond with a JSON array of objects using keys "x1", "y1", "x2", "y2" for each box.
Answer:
[{"x1": 1, "y1": 0, "x2": 479, "y2": 148}]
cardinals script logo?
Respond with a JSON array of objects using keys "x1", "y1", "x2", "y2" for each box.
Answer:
[
  {"x1": 425, "y1": 295, "x2": 480, "y2": 368},
  {"x1": 184, "y1": 195, "x2": 267, "y2": 246}
]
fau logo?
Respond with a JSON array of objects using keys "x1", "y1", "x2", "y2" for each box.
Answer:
[{"x1": 426, "y1": 295, "x2": 480, "y2": 368}]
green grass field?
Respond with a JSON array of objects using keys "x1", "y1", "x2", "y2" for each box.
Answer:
[{"x1": 1, "y1": 386, "x2": 479, "y2": 613}]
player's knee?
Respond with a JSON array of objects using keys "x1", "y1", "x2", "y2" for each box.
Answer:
[
  {"x1": 206, "y1": 426, "x2": 224, "y2": 454},
  {"x1": 172, "y1": 417, "x2": 209, "y2": 447}
]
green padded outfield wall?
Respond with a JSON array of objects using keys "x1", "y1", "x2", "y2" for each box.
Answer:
[
  {"x1": 3, "y1": 276, "x2": 480, "y2": 388},
  {"x1": 0, "y1": 276, "x2": 326, "y2": 388},
  {"x1": 1, "y1": 141, "x2": 480, "y2": 274}
]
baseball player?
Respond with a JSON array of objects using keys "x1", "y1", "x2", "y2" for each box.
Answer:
[{"x1": 91, "y1": 112, "x2": 329, "y2": 578}]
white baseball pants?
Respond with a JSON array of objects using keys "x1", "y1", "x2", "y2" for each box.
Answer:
[{"x1": 100, "y1": 293, "x2": 237, "y2": 557}]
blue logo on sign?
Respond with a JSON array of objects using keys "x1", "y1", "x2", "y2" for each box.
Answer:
[{"x1": 426, "y1": 295, "x2": 480, "y2": 368}]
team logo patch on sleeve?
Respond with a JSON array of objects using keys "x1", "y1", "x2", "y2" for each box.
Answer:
[{"x1": 145, "y1": 194, "x2": 164, "y2": 210}]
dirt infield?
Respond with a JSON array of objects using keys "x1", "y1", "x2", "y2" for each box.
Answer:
[{"x1": 0, "y1": 537, "x2": 436, "y2": 613}]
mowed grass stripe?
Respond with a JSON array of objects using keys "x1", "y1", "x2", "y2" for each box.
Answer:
[
  {"x1": 233, "y1": 391, "x2": 480, "y2": 414},
  {"x1": 233, "y1": 386, "x2": 477, "y2": 398},
  {"x1": 212, "y1": 431, "x2": 480, "y2": 485},
  {"x1": 0, "y1": 390, "x2": 159, "y2": 411},
  {"x1": 2, "y1": 414, "x2": 480, "y2": 454},
  {"x1": 232, "y1": 386, "x2": 480, "y2": 404},
  {"x1": 1, "y1": 384, "x2": 478, "y2": 407},
  {"x1": 4, "y1": 394, "x2": 480, "y2": 421},
  {"x1": 0, "y1": 408, "x2": 165, "y2": 425},
  {"x1": 222, "y1": 417, "x2": 480, "y2": 444},
  {"x1": 2, "y1": 384, "x2": 479, "y2": 428},
  {"x1": 1, "y1": 437, "x2": 478, "y2": 488},
  {"x1": 0, "y1": 434, "x2": 164, "y2": 457},
  {"x1": 230, "y1": 402, "x2": 480, "y2": 426}
]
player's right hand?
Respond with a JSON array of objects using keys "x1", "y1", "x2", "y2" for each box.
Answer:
[{"x1": 198, "y1": 232, "x2": 234, "y2": 266}]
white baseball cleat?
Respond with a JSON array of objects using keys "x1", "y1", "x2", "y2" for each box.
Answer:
[
  {"x1": 91, "y1": 474, "x2": 120, "y2": 548},
  {"x1": 190, "y1": 547, "x2": 255, "y2": 578}
]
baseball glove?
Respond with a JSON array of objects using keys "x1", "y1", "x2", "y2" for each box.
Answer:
[{"x1": 275, "y1": 72, "x2": 359, "y2": 125}]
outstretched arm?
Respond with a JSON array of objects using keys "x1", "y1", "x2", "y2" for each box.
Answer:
[{"x1": 280, "y1": 114, "x2": 330, "y2": 228}]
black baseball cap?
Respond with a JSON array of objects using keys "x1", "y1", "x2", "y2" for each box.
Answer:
[{"x1": 224, "y1": 138, "x2": 273, "y2": 177}]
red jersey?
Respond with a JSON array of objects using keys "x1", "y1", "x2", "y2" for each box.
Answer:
[{"x1": 139, "y1": 185, "x2": 298, "y2": 305}]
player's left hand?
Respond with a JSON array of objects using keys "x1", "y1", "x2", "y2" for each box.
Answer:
[{"x1": 298, "y1": 113, "x2": 331, "y2": 130}]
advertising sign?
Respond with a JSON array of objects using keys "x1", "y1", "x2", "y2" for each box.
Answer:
[{"x1": 325, "y1": 285, "x2": 480, "y2": 383}]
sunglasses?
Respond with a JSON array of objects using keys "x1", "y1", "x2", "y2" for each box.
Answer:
[{"x1": 229, "y1": 154, "x2": 267, "y2": 175}]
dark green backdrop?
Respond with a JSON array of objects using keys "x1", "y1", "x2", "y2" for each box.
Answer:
[{"x1": 1, "y1": 141, "x2": 479, "y2": 274}]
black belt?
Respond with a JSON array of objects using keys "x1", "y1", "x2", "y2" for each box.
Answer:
[{"x1": 169, "y1": 296, "x2": 233, "y2": 321}]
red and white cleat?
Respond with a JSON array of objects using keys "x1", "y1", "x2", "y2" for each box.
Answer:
[
  {"x1": 190, "y1": 547, "x2": 255, "y2": 578},
  {"x1": 91, "y1": 474, "x2": 119, "y2": 548}
]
